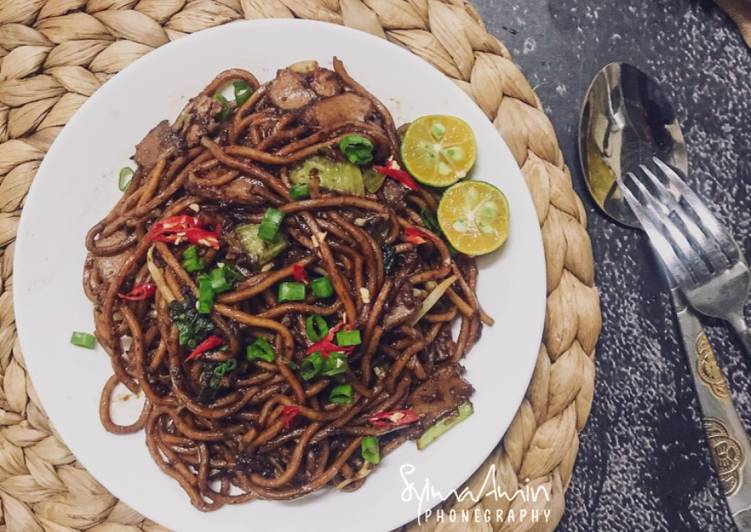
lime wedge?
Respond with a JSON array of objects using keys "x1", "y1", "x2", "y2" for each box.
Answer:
[
  {"x1": 401, "y1": 115, "x2": 477, "y2": 187},
  {"x1": 437, "y1": 181, "x2": 509, "y2": 256}
]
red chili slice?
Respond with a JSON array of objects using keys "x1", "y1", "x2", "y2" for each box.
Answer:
[
  {"x1": 147, "y1": 215, "x2": 199, "y2": 240},
  {"x1": 281, "y1": 406, "x2": 300, "y2": 428},
  {"x1": 368, "y1": 409, "x2": 418, "y2": 428},
  {"x1": 373, "y1": 163, "x2": 420, "y2": 191},
  {"x1": 186, "y1": 335, "x2": 224, "y2": 361},
  {"x1": 292, "y1": 263, "x2": 308, "y2": 284},
  {"x1": 306, "y1": 321, "x2": 354, "y2": 357},
  {"x1": 403, "y1": 226, "x2": 432, "y2": 245},
  {"x1": 184, "y1": 227, "x2": 220, "y2": 250},
  {"x1": 147, "y1": 215, "x2": 220, "y2": 249},
  {"x1": 118, "y1": 283, "x2": 156, "y2": 301}
]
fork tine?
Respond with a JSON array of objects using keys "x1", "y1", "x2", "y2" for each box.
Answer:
[
  {"x1": 652, "y1": 157, "x2": 740, "y2": 263},
  {"x1": 638, "y1": 164, "x2": 730, "y2": 273},
  {"x1": 626, "y1": 170, "x2": 713, "y2": 284},
  {"x1": 619, "y1": 173, "x2": 693, "y2": 286}
]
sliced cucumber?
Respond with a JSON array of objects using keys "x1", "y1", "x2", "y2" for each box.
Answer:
[
  {"x1": 289, "y1": 156, "x2": 365, "y2": 196},
  {"x1": 416, "y1": 402, "x2": 474, "y2": 450},
  {"x1": 235, "y1": 223, "x2": 288, "y2": 264}
]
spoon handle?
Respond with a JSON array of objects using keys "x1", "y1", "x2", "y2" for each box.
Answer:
[{"x1": 671, "y1": 287, "x2": 751, "y2": 530}]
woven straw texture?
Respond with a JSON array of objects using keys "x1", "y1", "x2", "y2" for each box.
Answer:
[{"x1": 0, "y1": 1, "x2": 601, "y2": 530}]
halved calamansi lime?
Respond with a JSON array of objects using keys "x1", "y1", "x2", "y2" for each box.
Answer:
[
  {"x1": 401, "y1": 115, "x2": 477, "y2": 187},
  {"x1": 437, "y1": 181, "x2": 509, "y2": 256}
]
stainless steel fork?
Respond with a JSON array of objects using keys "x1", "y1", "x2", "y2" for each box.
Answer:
[{"x1": 618, "y1": 157, "x2": 751, "y2": 355}]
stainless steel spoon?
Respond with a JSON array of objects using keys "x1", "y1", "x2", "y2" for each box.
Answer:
[{"x1": 579, "y1": 62, "x2": 751, "y2": 530}]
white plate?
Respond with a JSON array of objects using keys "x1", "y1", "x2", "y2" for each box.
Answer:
[{"x1": 14, "y1": 19, "x2": 545, "y2": 532}]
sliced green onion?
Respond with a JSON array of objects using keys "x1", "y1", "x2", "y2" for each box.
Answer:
[
  {"x1": 329, "y1": 383, "x2": 353, "y2": 404},
  {"x1": 233, "y1": 80, "x2": 253, "y2": 107},
  {"x1": 289, "y1": 183, "x2": 310, "y2": 200},
  {"x1": 210, "y1": 358, "x2": 237, "y2": 387},
  {"x1": 338, "y1": 135, "x2": 374, "y2": 166},
  {"x1": 198, "y1": 274, "x2": 214, "y2": 314},
  {"x1": 209, "y1": 267, "x2": 230, "y2": 293},
  {"x1": 416, "y1": 402, "x2": 474, "y2": 450},
  {"x1": 208, "y1": 264, "x2": 239, "y2": 294},
  {"x1": 361, "y1": 436, "x2": 380, "y2": 465},
  {"x1": 336, "y1": 329, "x2": 361, "y2": 347},
  {"x1": 118, "y1": 167, "x2": 134, "y2": 192},
  {"x1": 305, "y1": 315, "x2": 329, "y2": 342},
  {"x1": 71, "y1": 331, "x2": 97, "y2": 349},
  {"x1": 182, "y1": 245, "x2": 205, "y2": 273},
  {"x1": 300, "y1": 351, "x2": 324, "y2": 380},
  {"x1": 321, "y1": 352, "x2": 348, "y2": 377},
  {"x1": 259, "y1": 208, "x2": 284, "y2": 242},
  {"x1": 278, "y1": 281, "x2": 305, "y2": 302},
  {"x1": 311, "y1": 277, "x2": 333, "y2": 299},
  {"x1": 213, "y1": 93, "x2": 232, "y2": 121},
  {"x1": 247, "y1": 338, "x2": 275, "y2": 363}
]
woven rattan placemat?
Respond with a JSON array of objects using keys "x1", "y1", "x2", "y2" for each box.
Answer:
[{"x1": 0, "y1": 1, "x2": 601, "y2": 530}]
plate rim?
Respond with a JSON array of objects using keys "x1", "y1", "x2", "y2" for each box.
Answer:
[{"x1": 13, "y1": 17, "x2": 546, "y2": 532}]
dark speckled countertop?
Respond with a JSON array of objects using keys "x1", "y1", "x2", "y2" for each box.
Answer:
[{"x1": 471, "y1": 1, "x2": 751, "y2": 530}]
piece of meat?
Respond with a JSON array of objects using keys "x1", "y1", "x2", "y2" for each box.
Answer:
[
  {"x1": 187, "y1": 176, "x2": 270, "y2": 206},
  {"x1": 175, "y1": 95, "x2": 223, "y2": 148},
  {"x1": 92, "y1": 230, "x2": 130, "y2": 281},
  {"x1": 377, "y1": 178, "x2": 408, "y2": 211},
  {"x1": 268, "y1": 69, "x2": 317, "y2": 111},
  {"x1": 134, "y1": 120, "x2": 179, "y2": 169},
  {"x1": 310, "y1": 68, "x2": 342, "y2": 97},
  {"x1": 302, "y1": 93, "x2": 373, "y2": 129},
  {"x1": 407, "y1": 364, "x2": 474, "y2": 426},
  {"x1": 425, "y1": 323, "x2": 454, "y2": 364},
  {"x1": 382, "y1": 281, "x2": 418, "y2": 330}
]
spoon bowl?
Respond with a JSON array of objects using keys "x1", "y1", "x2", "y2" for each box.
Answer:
[{"x1": 578, "y1": 62, "x2": 688, "y2": 227}]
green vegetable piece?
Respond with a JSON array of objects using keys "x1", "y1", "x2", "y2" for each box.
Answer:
[
  {"x1": 182, "y1": 245, "x2": 205, "y2": 273},
  {"x1": 70, "y1": 331, "x2": 97, "y2": 349},
  {"x1": 213, "y1": 93, "x2": 232, "y2": 121},
  {"x1": 233, "y1": 80, "x2": 253, "y2": 107},
  {"x1": 311, "y1": 277, "x2": 333, "y2": 299},
  {"x1": 289, "y1": 183, "x2": 310, "y2": 200},
  {"x1": 416, "y1": 402, "x2": 474, "y2": 450},
  {"x1": 306, "y1": 315, "x2": 329, "y2": 342},
  {"x1": 246, "y1": 338, "x2": 275, "y2": 363},
  {"x1": 168, "y1": 295, "x2": 214, "y2": 348},
  {"x1": 211, "y1": 358, "x2": 237, "y2": 387},
  {"x1": 361, "y1": 436, "x2": 380, "y2": 465},
  {"x1": 278, "y1": 281, "x2": 305, "y2": 303},
  {"x1": 321, "y1": 352, "x2": 348, "y2": 377},
  {"x1": 339, "y1": 134, "x2": 374, "y2": 166},
  {"x1": 198, "y1": 275, "x2": 214, "y2": 314},
  {"x1": 209, "y1": 264, "x2": 240, "y2": 294},
  {"x1": 235, "y1": 223, "x2": 288, "y2": 265},
  {"x1": 259, "y1": 208, "x2": 285, "y2": 242},
  {"x1": 300, "y1": 352, "x2": 324, "y2": 380},
  {"x1": 362, "y1": 168, "x2": 386, "y2": 193},
  {"x1": 329, "y1": 383, "x2": 353, "y2": 405},
  {"x1": 335, "y1": 329, "x2": 361, "y2": 347},
  {"x1": 289, "y1": 156, "x2": 365, "y2": 196},
  {"x1": 118, "y1": 167, "x2": 134, "y2": 192}
]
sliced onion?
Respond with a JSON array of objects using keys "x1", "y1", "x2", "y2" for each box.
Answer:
[
  {"x1": 289, "y1": 60, "x2": 318, "y2": 73},
  {"x1": 335, "y1": 462, "x2": 372, "y2": 490},
  {"x1": 410, "y1": 275, "x2": 457, "y2": 326},
  {"x1": 146, "y1": 246, "x2": 175, "y2": 303}
]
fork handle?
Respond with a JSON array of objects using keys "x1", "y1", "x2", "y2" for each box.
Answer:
[
  {"x1": 671, "y1": 288, "x2": 751, "y2": 530},
  {"x1": 728, "y1": 313, "x2": 751, "y2": 358}
]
